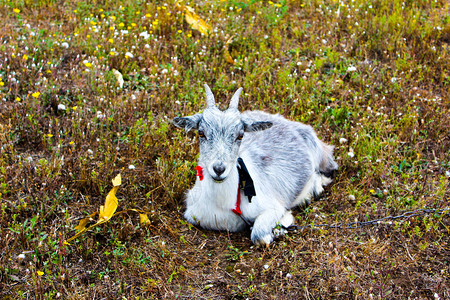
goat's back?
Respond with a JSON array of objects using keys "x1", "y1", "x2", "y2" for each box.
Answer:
[{"x1": 239, "y1": 111, "x2": 337, "y2": 207}]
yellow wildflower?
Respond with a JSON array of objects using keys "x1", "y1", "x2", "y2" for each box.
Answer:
[
  {"x1": 32, "y1": 92, "x2": 40, "y2": 98},
  {"x1": 13, "y1": 8, "x2": 21, "y2": 13}
]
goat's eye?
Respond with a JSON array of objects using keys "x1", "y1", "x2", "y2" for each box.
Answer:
[
  {"x1": 198, "y1": 130, "x2": 206, "y2": 138},
  {"x1": 236, "y1": 132, "x2": 244, "y2": 141}
]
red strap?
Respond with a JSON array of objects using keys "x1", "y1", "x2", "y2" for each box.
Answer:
[
  {"x1": 195, "y1": 165, "x2": 204, "y2": 181},
  {"x1": 232, "y1": 188, "x2": 242, "y2": 216}
]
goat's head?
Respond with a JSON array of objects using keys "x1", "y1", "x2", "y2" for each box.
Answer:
[{"x1": 173, "y1": 84, "x2": 273, "y2": 182}]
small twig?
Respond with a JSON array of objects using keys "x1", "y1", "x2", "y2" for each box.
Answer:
[{"x1": 404, "y1": 244, "x2": 416, "y2": 262}]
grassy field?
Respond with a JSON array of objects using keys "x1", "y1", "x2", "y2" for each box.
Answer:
[{"x1": 0, "y1": 0, "x2": 449, "y2": 298}]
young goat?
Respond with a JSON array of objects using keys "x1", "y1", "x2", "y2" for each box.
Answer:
[{"x1": 173, "y1": 84, "x2": 338, "y2": 245}]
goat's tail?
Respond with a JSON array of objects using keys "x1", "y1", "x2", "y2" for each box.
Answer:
[{"x1": 319, "y1": 142, "x2": 338, "y2": 179}]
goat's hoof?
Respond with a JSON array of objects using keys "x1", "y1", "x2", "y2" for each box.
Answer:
[{"x1": 252, "y1": 233, "x2": 273, "y2": 247}]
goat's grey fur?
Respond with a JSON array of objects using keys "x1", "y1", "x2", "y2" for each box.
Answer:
[{"x1": 173, "y1": 84, "x2": 338, "y2": 245}]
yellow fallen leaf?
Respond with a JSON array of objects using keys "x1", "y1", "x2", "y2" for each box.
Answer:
[
  {"x1": 74, "y1": 218, "x2": 90, "y2": 232},
  {"x1": 112, "y1": 173, "x2": 121, "y2": 187},
  {"x1": 112, "y1": 69, "x2": 124, "y2": 88},
  {"x1": 99, "y1": 176, "x2": 121, "y2": 221},
  {"x1": 74, "y1": 211, "x2": 98, "y2": 231},
  {"x1": 98, "y1": 174, "x2": 121, "y2": 220},
  {"x1": 224, "y1": 50, "x2": 235, "y2": 64},
  {"x1": 224, "y1": 37, "x2": 235, "y2": 65},
  {"x1": 139, "y1": 213, "x2": 151, "y2": 225},
  {"x1": 177, "y1": 3, "x2": 212, "y2": 35},
  {"x1": 65, "y1": 228, "x2": 87, "y2": 243}
]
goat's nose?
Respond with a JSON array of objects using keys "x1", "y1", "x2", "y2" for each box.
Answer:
[{"x1": 213, "y1": 163, "x2": 226, "y2": 176}]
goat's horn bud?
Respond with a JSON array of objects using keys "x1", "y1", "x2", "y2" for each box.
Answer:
[
  {"x1": 229, "y1": 87, "x2": 243, "y2": 110},
  {"x1": 204, "y1": 84, "x2": 216, "y2": 108}
]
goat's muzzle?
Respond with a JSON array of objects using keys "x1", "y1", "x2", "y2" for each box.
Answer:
[{"x1": 211, "y1": 162, "x2": 227, "y2": 182}]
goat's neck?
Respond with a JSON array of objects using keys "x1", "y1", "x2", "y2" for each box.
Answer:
[{"x1": 201, "y1": 164, "x2": 239, "y2": 210}]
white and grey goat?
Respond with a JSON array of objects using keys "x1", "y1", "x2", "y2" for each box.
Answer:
[{"x1": 173, "y1": 84, "x2": 338, "y2": 245}]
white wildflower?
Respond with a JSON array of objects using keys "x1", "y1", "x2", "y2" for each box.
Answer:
[
  {"x1": 339, "y1": 138, "x2": 348, "y2": 144},
  {"x1": 347, "y1": 66, "x2": 357, "y2": 72},
  {"x1": 57, "y1": 104, "x2": 66, "y2": 111},
  {"x1": 112, "y1": 69, "x2": 124, "y2": 88},
  {"x1": 139, "y1": 31, "x2": 150, "y2": 39}
]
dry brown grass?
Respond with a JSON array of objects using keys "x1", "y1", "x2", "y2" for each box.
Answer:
[{"x1": 0, "y1": 0, "x2": 449, "y2": 298}]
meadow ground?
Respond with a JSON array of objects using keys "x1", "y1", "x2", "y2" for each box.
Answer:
[{"x1": 0, "y1": 0, "x2": 449, "y2": 298}]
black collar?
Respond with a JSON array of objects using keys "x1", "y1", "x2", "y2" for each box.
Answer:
[{"x1": 237, "y1": 158, "x2": 256, "y2": 202}]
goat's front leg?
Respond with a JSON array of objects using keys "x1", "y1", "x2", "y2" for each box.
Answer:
[{"x1": 250, "y1": 208, "x2": 294, "y2": 246}]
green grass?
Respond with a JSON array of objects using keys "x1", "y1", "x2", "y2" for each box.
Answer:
[{"x1": 0, "y1": 0, "x2": 449, "y2": 298}]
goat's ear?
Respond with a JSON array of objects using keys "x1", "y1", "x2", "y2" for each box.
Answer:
[
  {"x1": 173, "y1": 114, "x2": 202, "y2": 131},
  {"x1": 243, "y1": 121, "x2": 273, "y2": 132}
]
